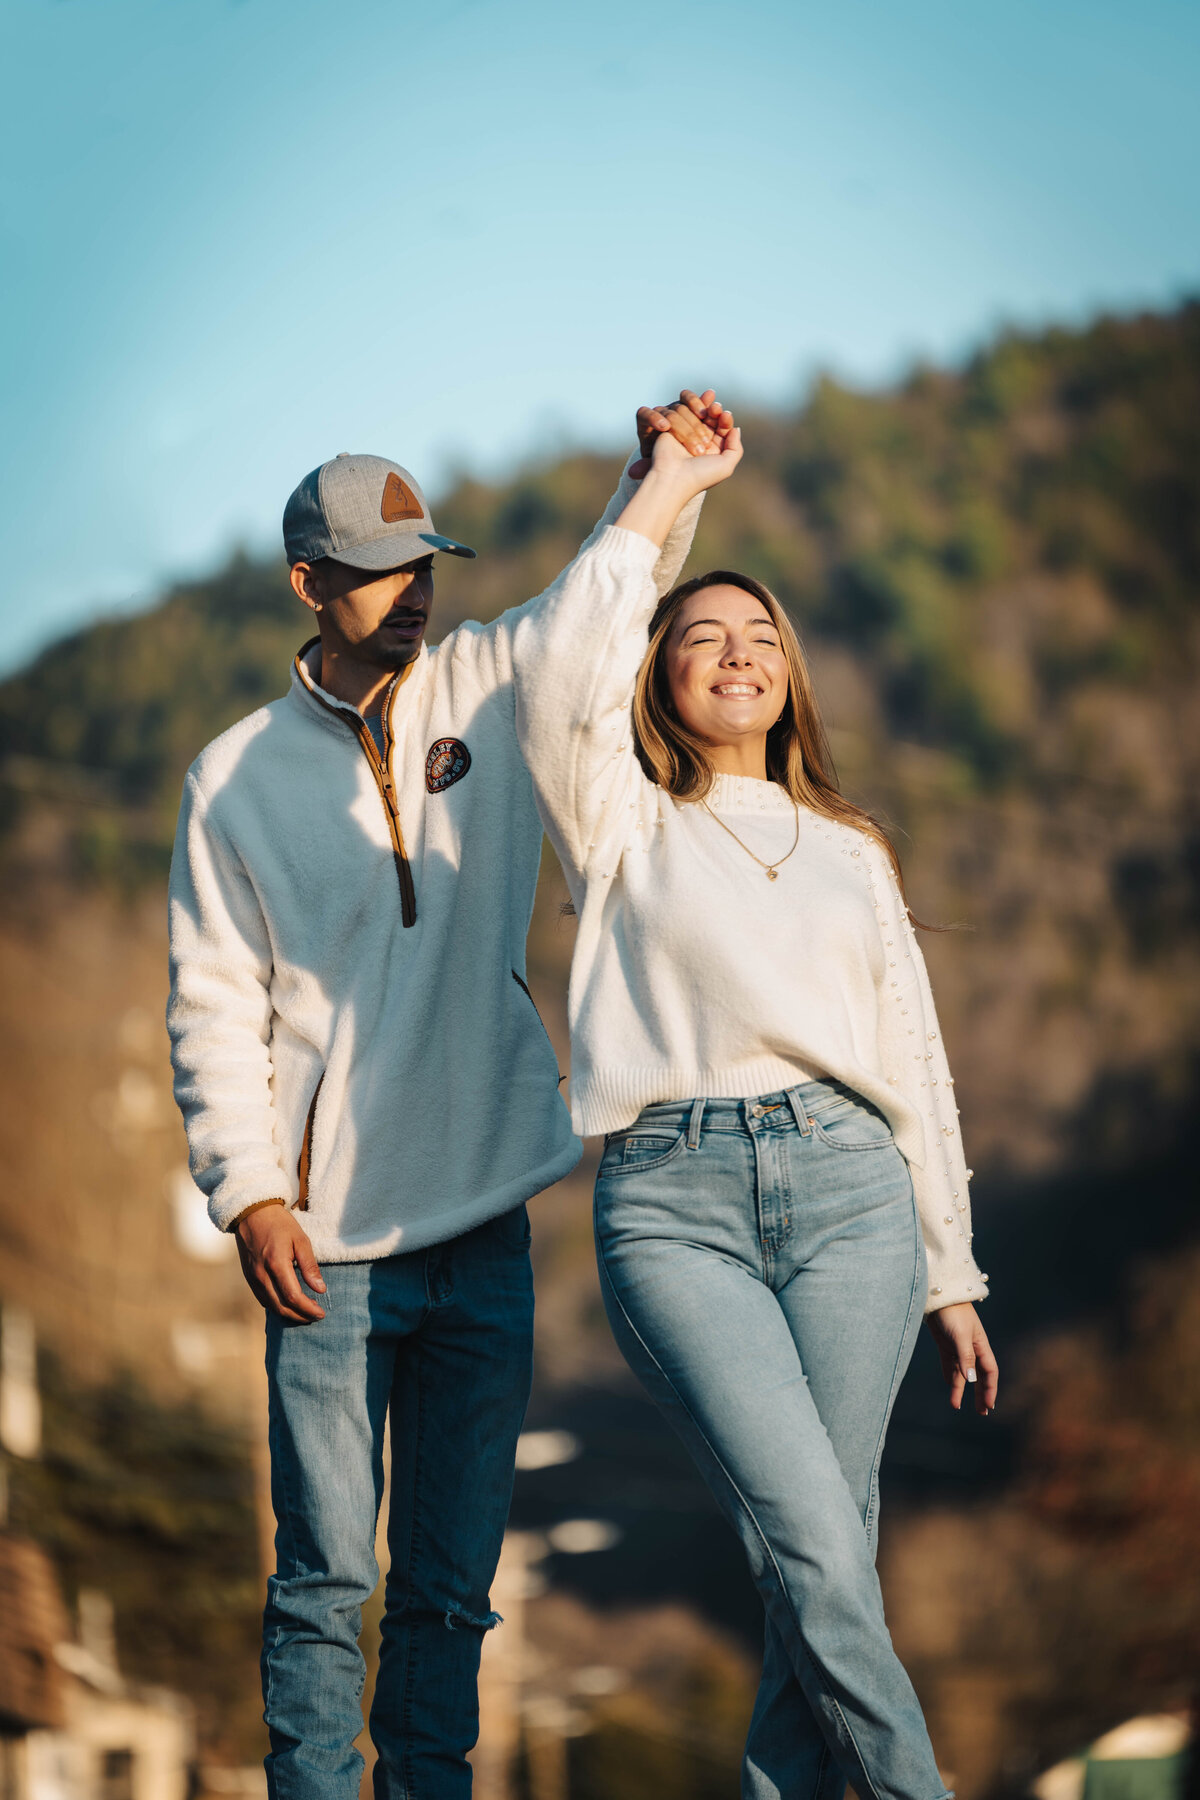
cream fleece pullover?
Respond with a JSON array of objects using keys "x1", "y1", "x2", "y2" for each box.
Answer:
[
  {"x1": 167, "y1": 466, "x2": 700, "y2": 1259},
  {"x1": 511, "y1": 523, "x2": 988, "y2": 1312}
]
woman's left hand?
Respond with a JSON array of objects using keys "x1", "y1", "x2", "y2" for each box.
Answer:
[
  {"x1": 616, "y1": 409, "x2": 743, "y2": 545},
  {"x1": 631, "y1": 388, "x2": 735, "y2": 477},
  {"x1": 925, "y1": 1303, "x2": 998, "y2": 1416}
]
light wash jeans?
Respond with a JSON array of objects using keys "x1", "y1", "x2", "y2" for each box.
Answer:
[
  {"x1": 261, "y1": 1207, "x2": 534, "y2": 1800},
  {"x1": 594, "y1": 1082, "x2": 950, "y2": 1800}
]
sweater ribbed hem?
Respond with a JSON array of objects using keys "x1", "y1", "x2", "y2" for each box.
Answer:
[
  {"x1": 572, "y1": 1059, "x2": 828, "y2": 1139},
  {"x1": 300, "y1": 1136, "x2": 583, "y2": 1263}
]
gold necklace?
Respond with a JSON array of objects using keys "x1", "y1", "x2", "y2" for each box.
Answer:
[{"x1": 699, "y1": 794, "x2": 801, "y2": 881}]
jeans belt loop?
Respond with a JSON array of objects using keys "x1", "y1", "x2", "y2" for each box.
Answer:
[
  {"x1": 784, "y1": 1086, "x2": 813, "y2": 1137},
  {"x1": 686, "y1": 1096, "x2": 706, "y2": 1150}
]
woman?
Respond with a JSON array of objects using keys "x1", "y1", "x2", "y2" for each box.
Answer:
[{"x1": 514, "y1": 406, "x2": 997, "y2": 1800}]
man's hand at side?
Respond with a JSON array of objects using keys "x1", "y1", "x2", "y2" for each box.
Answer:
[{"x1": 235, "y1": 1204, "x2": 327, "y2": 1323}]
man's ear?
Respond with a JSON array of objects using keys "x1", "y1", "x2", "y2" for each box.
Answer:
[{"x1": 289, "y1": 561, "x2": 322, "y2": 612}]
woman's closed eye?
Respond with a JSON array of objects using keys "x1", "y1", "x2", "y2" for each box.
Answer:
[{"x1": 683, "y1": 633, "x2": 779, "y2": 649}]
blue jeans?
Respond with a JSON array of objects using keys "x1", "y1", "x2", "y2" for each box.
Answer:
[
  {"x1": 594, "y1": 1083, "x2": 949, "y2": 1800},
  {"x1": 261, "y1": 1208, "x2": 534, "y2": 1800}
]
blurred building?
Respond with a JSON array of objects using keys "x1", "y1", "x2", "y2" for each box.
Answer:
[
  {"x1": 0, "y1": 1536, "x2": 194, "y2": 1800},
  {"x1": 1034, "y1": 1715, "x2": 1193, "y2": 1800}
]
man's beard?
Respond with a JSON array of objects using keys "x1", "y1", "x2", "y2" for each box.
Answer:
[{"x1": 360, "y1": 630, "x2": 424, "y2": 671}]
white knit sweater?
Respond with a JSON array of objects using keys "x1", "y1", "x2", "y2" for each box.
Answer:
[
  {"x1": 167, "y1": 466, "x2": 700, "y2": 1259},
  {"x1": 512, "y1": 523, "x2": 988, "y2": 1312}
]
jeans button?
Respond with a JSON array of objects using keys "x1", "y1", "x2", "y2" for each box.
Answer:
[{"x1": 751, "y1": 1104, "x2": 765, "y2": 1118}]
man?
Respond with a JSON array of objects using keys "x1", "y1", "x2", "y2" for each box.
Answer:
[{"x1": 167, "y1": 391, "x2": 733, "y2": 1798}]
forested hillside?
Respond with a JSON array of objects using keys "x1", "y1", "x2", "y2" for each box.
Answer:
[
  {"x1": 1, "y1": 302, "x2": 1197, "y2": 1793},
  {"x1": 4, "y1": 301, "x2": 1198, "y2": 1171}
]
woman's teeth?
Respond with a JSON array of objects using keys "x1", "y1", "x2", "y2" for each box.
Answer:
[{"x1": 712, "y1": 683, "x2": 761, "y2": 696}]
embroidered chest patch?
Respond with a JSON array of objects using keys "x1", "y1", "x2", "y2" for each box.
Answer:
[{"x1": 425, "y1": 737, "x2": 472, "y2": 793}]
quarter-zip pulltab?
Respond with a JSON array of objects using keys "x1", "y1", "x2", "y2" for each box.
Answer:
[
  {"x1": 351, "y1": 712, "x2": 417, "y2": 928},
  {"x1": 294, "y1": 645, "x2": 418, "y2": 927}
]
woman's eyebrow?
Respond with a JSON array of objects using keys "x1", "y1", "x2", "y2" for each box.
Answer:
[{"x1": 682, "y1": 616, "x2": 777, "y2": 633}]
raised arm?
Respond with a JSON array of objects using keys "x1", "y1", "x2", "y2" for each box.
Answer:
[
  {"x1": 448, "y1": 392, "x2": 732, "y2": 696},
  {"x1": 595, "y1": 389, "x2": 736, "y2": 590},
  {"x1": 511, "y1": 422, "x2": 743, "y2": 882}
]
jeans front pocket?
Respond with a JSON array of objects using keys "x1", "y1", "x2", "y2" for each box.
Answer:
[
  {"x1": 600, "y1": 1129, "x2": 689, "y2": 1177},
  {"x1": 808, "y1": 1093, "x2": 894, "y2": 1151}
]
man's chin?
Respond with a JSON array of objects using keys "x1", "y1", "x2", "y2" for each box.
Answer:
[{"x1": 364, "y1": 635, "x2": 425, "y2": 670}]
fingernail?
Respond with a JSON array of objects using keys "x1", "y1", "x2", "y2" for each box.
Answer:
[{"x1": 966, "y1": 1368, "x2": 977, "y2": 1383}]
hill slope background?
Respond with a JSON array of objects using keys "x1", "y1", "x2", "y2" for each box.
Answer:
[
  {"x1": 5, "y1": 302, "x2": 1198, "y2": 1175},
  {"x1": 0, "y1": 303, "x2": 1197, "y2": 1794}
]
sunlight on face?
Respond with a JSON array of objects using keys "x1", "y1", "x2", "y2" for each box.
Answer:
[
  {"x1": 664, "y1": 585, "x2": 789, "y2": 751},
  {"x1": 313, "y1": 555, "x2": 436, "y2": 669}
]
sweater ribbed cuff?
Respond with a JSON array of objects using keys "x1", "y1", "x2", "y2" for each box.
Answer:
[{"x1": 923, "y1": 1263, "x2": 990, "y2": 1313}]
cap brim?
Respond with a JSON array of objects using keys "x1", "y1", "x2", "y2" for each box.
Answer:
[{"x1": 330, "y1": 529, "x2": 476, "y2": 571}]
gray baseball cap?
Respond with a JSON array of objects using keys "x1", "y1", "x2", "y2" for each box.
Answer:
[{"x1": 283, "y1": 453, "x2": 476, "y2": 570}]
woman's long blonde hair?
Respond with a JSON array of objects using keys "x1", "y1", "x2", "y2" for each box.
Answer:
[{"x1": 632, "y1": 569, "x2": 923, "y2": 923}]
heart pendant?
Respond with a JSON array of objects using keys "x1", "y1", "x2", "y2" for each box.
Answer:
[{"x1": 766, "y1": 868, "x2": 778, "y2": 881}]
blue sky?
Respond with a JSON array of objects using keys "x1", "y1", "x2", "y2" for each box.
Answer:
[{"x1": 2, "y1": 0, "x2": 1197, "y2": 670}]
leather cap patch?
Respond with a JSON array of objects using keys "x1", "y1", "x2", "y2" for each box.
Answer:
[
  {"x1": 426, "y1": 738, "x2": 472, "y2": 793},
  {"x1": 381, "y1": 472, "x2": 424, "y2": 523}
]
